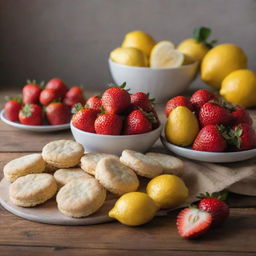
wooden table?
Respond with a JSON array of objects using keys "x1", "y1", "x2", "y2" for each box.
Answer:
[{"x1": 0, "y1": 88, "x2": 256, "y2": 256}]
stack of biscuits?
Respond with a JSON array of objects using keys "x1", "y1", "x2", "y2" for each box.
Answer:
[{"x1": 3, "y1": 139, "x2": 184, "y2": 218}]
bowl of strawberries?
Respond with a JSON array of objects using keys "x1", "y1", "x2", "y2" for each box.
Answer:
[
  {"x1": 161, "y1": 89, "x2": 256, "y2": 163},
  {"x1": 70, "y1": 83, "x2": 162, "y2": 155},
  {"x1": 1, "y1": 78, "x2": 86, "y2": 132}
]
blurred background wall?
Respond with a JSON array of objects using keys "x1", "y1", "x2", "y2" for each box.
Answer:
[{"x1": 0, "y1": 0, "x2": 255, "y2": 90}]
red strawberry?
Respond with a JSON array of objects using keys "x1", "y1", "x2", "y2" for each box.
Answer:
[
  {"x1": 45, "y1": 102, "x2": 70, "y2": 125},
  {"x1": 176, "y1": 207, "x2": 212, "y2": 238},
  {"x1": 229, "y1": 123, "x2": 256, "y2": 151},
  {"x1": 231, "y1": 108, "x2": 253, "y2": 126},
  {"x1": 101, "y1": 83, "x2": 131, "y2": 114},
  {"x1": 165, "y1": 96, "x2": 193, "y2": 117},
  {"x1": 19, "y1": 104, "x2": 43, "y2": 125},
  {"x1": 123, "y1": 109, "x2": 153, "y2": 135},
  {"x1": 199, "y1": 102, "x2": 233, "y2": 127},
  {"x1": 22, "y1": 81, "x2": 42, "y2": 104},
  {"x1": 4, "y1": 98, "x2": 22, "y2": 122},
  {"x1": 131, "y1": 92, "x2": 154, "y2": 112},
  {"x1": 94, "y1": 113, "x2": 122, "y2": 135},
  {"x1": 45, "y1": 78, "x2": 68, "y2": 98},
  {"x1": 39, "y1": 88, "x2": 60, "y2": 105},
  {"x1": 72, "y1": 107, "x2": 98, "y2": 133},
  {"x1": 190, "y1": 89, "x2": 217, "y2": 112},
  {"x1": 64, "y1": 86, "x2": 86, "y2": 107},
  {"x1": 86, "y1": 96, "x2": 102, "y2": 111},
  {"x1": 198, "y1": 193, "x2": 229, "y2": 227},
  {"x1": 192, "y1": 125, "x2": 227, "y2": 152}
]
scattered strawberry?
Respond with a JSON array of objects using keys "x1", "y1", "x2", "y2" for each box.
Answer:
[
  {"x1": 199, "y1": 102, "x2": 233, "y2": 127},
  {"x1": 95, "y1": 113, "x2": 122, "y2": 135},
  {"x1": 64, "y1": 86, "x2": 86, "y2": 107},
  {"x1": 45, "y1": 78, "x2": 68, "y2": 98},
  {"x1": 198, "y1": 193, "x2": 229, "y2": 227},
  {"x1": 101, "y1": 83, "x2": 131, "y2": 114},
  {"x1": 19, "y1": 104, "x2": 43, "y2": 125},
  {"x1": 231, "y1": 108, "x2": 253, "y2": 126},
  {"x1": 39, "y1": 88, "x2": 60, "y2": 105},
  {"x1": 72, "y1": 106, "x2": 98, "y2": 133},
  {"x1": 86, "y1": 96, "x2": 102, "y2": 111},
  {"x1": 4, "y1": 98, "x2": 22, "y2": 122},
  {"x1": 165, "y1": 96, "x2": 193, "y2": 117},
  {"x1": 22, "y1": 81, "x2": 42, "y2": 104},
  {"x1": 176, "y1": 207, "x2": 212, "y2": 238},
  {"x1": 229, "y1": 123, "x2": 256, "y2": 151},
  {"x1": 131, "y1": 92, "x2": 154, "y2": 112},
  {"x1": 192, "y1": 125, "x2": 227, "y2": 152},
  {"x1": 190, "y1": 89, "x2": 217, "y2": 112},
  {"x1": 45, "y1": 102, "x2": 70, "y2": 125},
  {"x1": 123, "y1": 109, "x2": 153, "y2": 135}
]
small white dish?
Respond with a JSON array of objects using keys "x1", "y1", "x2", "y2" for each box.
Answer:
[
  {"x1": 161, "y1": 135, "x2": 256, "y2": 163},
  {"x1": 71, "y1": 121, "x2": 163, "y2": 155},
  {"x1": 108, "y1": 58, "x2": 198, "y2": 103},
  {"x1": 0, "y1": 109, "x2": 70, "y2": 132}
]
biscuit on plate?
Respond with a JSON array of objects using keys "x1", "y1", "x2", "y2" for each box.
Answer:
[
  {"x1": 54, "y1": 168, "x2": 93, "y2": 188},
  {"x1": 146, "y1": 152, "x2": 184, "y2": 176},
  {"x1": 80, "y1": 153, "x2": 118, "y2": 175},
  {"x1": 56, "y1": 178, "x2": 106, "y2": 218},
  {"x1": 9, "y1": 173, "x2": 57, "y2": 207},
  {"x1": 120, "y1": 150, "x2": 163, "y2": 178},
  {"x1": 42, "y1": 140, "x2": 84, "y2": 168},
  {"x1": 4, "y1": 154, "x2": 45, "y2": 183},
  {"x1": 95, "y1": 157, "x2": 139, "y2": 195}
]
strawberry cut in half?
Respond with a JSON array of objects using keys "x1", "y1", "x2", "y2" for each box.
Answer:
[{"x1": 177, "y1": 207, "x2": 212, "y2": 238}]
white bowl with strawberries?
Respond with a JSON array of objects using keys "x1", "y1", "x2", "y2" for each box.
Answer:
[
  {"x1": 162, "y1": 89, "x2": 256, "y2": 163},
  {"x1": 70, "y1": 83, "x2": 162, "y2": 155}
]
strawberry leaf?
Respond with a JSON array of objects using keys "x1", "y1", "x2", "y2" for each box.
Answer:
[
  {"x1": 197, "y1": 191, "x2": 229, "y2": 201},
  {"x1": 71, "y1": 103, "x2": 84, "y2": 114},
  {"x1": 107, "y1": 81, "x2": 130, "y2": 92},
  {"x1": 192, "y1": 26, "x2": 217, "y2": 49}
]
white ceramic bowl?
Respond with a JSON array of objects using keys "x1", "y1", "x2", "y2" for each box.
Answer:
[
  {"x1": 108, "y1": 58, "x2": 198, "y2": 103},
  {"x1": 71, "y1": 122, "x2": 163, "y2": 155}
]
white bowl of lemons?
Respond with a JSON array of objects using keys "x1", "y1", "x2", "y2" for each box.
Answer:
[{"x1": 109, "y1": 31, "x2": 198, "y2": 103}]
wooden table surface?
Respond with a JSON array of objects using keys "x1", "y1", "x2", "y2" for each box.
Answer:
[{"x1": 0, "y1": 88, "x2": 256, "y2": 256}]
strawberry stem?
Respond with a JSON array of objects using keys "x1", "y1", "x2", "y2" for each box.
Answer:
[{"x1": 193, "y1": 27, "x2": 217, "y2": 49}]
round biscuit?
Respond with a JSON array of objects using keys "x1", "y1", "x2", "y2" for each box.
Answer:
[
  {"x1": 42, "y1": 140, "x2": 84, "y2": 168},
  {"x1": 3, "y1": 154, "x2": 45, "y2": 183},
  {"x1": 80, "y1": 153, "x2": 118, "y2": 175},
  {"x1": 54, "y1": 168, "x2": 93, "y2": 188},
  {"x1": 146, "y1": 152, "x2": 184, "y2": 176},
  {"x1": 120, "y1": 150, "x2": 163, "y2": 178},
  {"x1": 9, "y1": 173, "x2": 57, "y2": 207},
  {"x1": 56, "y1": 178, "x2": 106, "y2": 218},
  {"x1": 95, "y1": 157, "x2": 139, "y2": 195}
]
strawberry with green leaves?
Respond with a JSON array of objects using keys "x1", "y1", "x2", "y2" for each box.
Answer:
[
  {"x1": 86, "y1": 96, "x2": 102, "y2": 111},
  {"x1": 18, "y1": 104, "x2": 43, "y2": 125},
  {"x1": 45, "y1": 102, "x2": 70, "y2": 125},
  {"x1": 4, "y1": 97, "x2": 22, "y2": 122},
  {"x1": 22, "y1": 80, "x2": 43, "y2": 104},
  {"x1": 130, "y1": 92, "x2": 154, "y2": 112},
  {"x1": 40, "y1": 88, "x2": 60, "y2": 105},
  {"x1": 165, "y1": 96, "x2": 193, "y2": 117}
]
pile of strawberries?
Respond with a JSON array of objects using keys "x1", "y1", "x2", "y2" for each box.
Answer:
[
  {"x1": 165, "y1": 89, "x2": 256, "y2": 152},
  {"x1": 72, "y1": 83, "x2": 160, "y2": 135},
  {"x1": 4, "y1": 78, "x2": 86, "y2": 125}
]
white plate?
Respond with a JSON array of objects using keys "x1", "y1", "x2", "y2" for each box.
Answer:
[
  {"x1": 161, "y1": 135, "x2": 256, "y2": 163},
  {"x1": 0, "y1": 109, "x2": 70, "y2": 132}
]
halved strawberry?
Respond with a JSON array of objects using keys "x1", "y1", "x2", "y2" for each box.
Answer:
[{"x1": 176, "y1": 207, "x2": 212, "y2": 238}]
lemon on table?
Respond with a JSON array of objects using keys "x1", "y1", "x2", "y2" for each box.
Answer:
[
  {"x1": 121, "y1": 30, "x2": 156, "y2": 57},
  {"x1": 220, "y1": 69, "x2": 256, "y2": 108},
  {"x1": 146, "y1": 174, "x2": 189, "y2": 209},
  {"x1": 165, "y1": 106, "x2": 199, "y2": 146},
  {"x1": 109, "y1": 192, "x2": 158, "y2": 226},
  {"x1": 110, "y1": 47, "x2": 148, "y2": 67},
  {"x1": 201, "y1": 44, "x2": 247, "y2": 90},
  {"x1": 150, "y1": 41, "x2": 184, "y2": 68}
]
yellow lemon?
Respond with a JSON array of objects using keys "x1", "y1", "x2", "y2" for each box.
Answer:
[
  {"x1": 150, "y1": 41, "x2": 184, "y2": 68},
  {"x1": 121, "y1": 30, "x2": 156, "y2": 57},
  {"x1": 165, "y1": 106, "x2": 199, "y2": 146},
  {"x1": 177, "y1": 38, "x2": 209, "y2": 63},
  {"x1": 146, "y1": 174, "x2": 189, "y2": 209},
  {"x1": 109, "y1": 192, "x2": 158, "y2": 226},
  {"x1": 220, "y1": 69, "x2": 256, "y2": 108},
  {"x1": 201, "y1": 44, "x2": 247, "y2": 90},
  {"x1": 110, "y1": 47, "x2": 148, "y2": 67}
]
